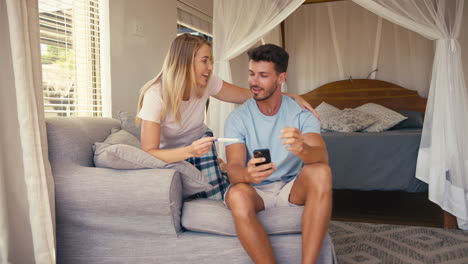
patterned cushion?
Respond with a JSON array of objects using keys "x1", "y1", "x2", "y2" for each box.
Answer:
[
  {"x1": 355, "y1": 103, "x2": 408, "y2": 132},
  {"x1": 321, "y1": 108, "x2": 377, "y2": 132},
  {"x1": 316, "y1": 101, "x2": 341, "y2": 120},
  {"x1": 316, "y1": 102, "x2": 341, "y2": 132}
]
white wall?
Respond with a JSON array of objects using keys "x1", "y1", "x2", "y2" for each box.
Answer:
[{"x1": 109, "y1": 0, "x2": 176, "y2": 117}]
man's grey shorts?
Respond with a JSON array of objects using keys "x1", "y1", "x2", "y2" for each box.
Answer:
[{"x1": 224, "y1": 178, "x2": 298, "y2": 209}]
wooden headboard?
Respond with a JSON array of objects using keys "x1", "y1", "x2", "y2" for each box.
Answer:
[{"x1": 300, "y1": 79, "x2": 427, "y2": 112}]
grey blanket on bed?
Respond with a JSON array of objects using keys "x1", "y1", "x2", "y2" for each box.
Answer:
[{"x1": 322, "y1": 128, "x2": 428, "y2": 192}]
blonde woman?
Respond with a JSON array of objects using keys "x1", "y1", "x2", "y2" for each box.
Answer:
[{"x1": 136, "y1": 33, "x2": 316, "y2": 200}]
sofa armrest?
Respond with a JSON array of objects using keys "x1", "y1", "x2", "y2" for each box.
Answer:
[{"x1": 54, "y1": 165, "x2": 183, "y2": 236}]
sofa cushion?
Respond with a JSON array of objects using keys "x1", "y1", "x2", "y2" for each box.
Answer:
[
  {"x1": 93, "y1": 143, "x2": 211, "y2": 198},
  {"x1": 181, "y1": 199, "x2": 303, "y2": 236}
]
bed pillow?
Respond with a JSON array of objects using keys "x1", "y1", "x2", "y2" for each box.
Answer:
[
  {"x1": 93, "y1": 143, "x2": 211, "y2": 198},
  {"x1": 355, "y1": 103, "x2": 407, "y2": 132},
  {"x1": 391, "y1": 110, "x2": 424, "y2": 129},
  {"x1": 316, "y1": 101, "x2": 340, "y2": 119},
  {"x1": 321, "y1": 108, "x2": 377, "y2": 132},
  {"x1": 315, "y1": 102, "x2": 341, "y2": 132}
]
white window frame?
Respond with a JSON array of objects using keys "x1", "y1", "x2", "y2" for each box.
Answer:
[
  {"x1": 177, "y1": 1, "x2": 213, "y2": 37},
  {"x1": 39, "y1": 0, "x2": 111, "y2": 117}
]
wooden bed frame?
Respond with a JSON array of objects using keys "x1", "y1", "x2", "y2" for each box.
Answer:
[
  {"x1": 300, "y1": 78, "x2": 458, "y2": 229},
  {"x1": 300, "y1": 79, "x2": 427, "y2": 112}
]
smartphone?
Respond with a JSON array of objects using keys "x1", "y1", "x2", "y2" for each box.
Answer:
[{"x1": 253, "y1": 149, "x2": 271, "y2": 166}]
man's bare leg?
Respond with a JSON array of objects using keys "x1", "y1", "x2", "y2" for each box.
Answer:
[
  {"x1": 225, "y1": 183, "x2": 275, "y2": 264},
  {"x1": 289, "y1": 163, "x2": 332, "y2": 264}
]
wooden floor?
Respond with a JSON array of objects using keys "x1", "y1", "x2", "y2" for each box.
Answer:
[{"x1": 331, "y1": 190, "x2": 446, "y2": 228}]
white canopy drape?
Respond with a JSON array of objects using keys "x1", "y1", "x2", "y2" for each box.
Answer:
[
  {"x1": 352, "y1": 0, "x2": 468, "y2": 229},
  {"x1": 285, "y1": 1, "x2": 434, "y2": 97},
  {"x1": 207, "y1": 0, "x2": 304, "y2": 159},
  {"x1": 1, "y1": 0, "x2": 56, "y2": 262}
]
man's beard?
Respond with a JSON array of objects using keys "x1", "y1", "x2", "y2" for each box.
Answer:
[{"x1": 250, "y1": 84, "x2": 278, "y2": 101}]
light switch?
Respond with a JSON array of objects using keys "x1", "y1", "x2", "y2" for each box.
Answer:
[{"x1": 133, "y1": 21, "x2": 144, "y2": 37}]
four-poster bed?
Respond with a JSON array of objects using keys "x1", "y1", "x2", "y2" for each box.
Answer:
[{"x1": 299, "y1": 78, "x2": 457, "y2": 228}]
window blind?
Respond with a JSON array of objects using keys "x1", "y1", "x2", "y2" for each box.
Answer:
[
  {"x1": 39, "y1": 0, "x2": 103, "y2": 117},
  {"x1": 177, "y1": 1, "x2": 212, "y2": 36}
]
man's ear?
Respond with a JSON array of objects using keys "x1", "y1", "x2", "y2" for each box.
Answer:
[{"x1": 279, "y1": 72, "x2": 287, "y2": 85}]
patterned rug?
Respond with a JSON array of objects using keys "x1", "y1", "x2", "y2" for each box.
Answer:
[{"x1": 329, "y1": 221, "x2": 468, "y2": 264}]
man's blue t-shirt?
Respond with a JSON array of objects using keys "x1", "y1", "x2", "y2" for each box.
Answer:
[{"x1": 224, "y1": 95, "x2": 320, "y2": 185}]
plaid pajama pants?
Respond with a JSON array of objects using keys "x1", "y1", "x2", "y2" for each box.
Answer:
[{"x1": 186, "y1": 130, "x2": 230, "y2": 200}]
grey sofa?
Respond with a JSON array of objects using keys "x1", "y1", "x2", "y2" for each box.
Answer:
[{"x1": 46, "y1": 117, "x2": 336, "y2": 264}]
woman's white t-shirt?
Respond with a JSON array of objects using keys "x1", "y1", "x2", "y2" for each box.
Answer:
[{"x1": 137, "y1": 76, "x2": 223, "y2": 149}]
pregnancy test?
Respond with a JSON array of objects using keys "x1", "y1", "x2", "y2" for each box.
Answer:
[{"x1": 215, "y1": 138, "x2": 241, "y2": 143}]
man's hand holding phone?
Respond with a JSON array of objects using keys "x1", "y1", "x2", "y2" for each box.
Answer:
[{"x1": 246, "y1": 149, "x2": 276, "y2": 184}]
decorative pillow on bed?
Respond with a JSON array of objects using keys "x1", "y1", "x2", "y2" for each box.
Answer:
[
  {"x1": 316, "y1": 102, "x2": 340, "y2": 119},
  {"x1": 315, "y1": 102, "x2": 341, "y2": 132},
  {"x1": 391, "y1": 110, "x2": 424, "y2": 129},
  {"x1": 321, "y1": 108, "x2": 377, "y2": 132},
  {"x1": 355, "y1": 103, "x2": 407, "y2": 132}
]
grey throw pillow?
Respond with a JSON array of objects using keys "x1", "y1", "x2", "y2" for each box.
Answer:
[
  {"x1": 117, "y1": 111, "x2": 141, "y2": 139},
  {"x1": 104, "y1": 129, "x2": 141, "y2": 148},
  {"x1": 355, "y1": 103, "x2": 407, "y2": 132},
  {"x1": 93, "y1": 143, "x2": 211, "y2": 198},
  {"x1": 321, "y1": 108, "x2": 377, "y2": 132}
]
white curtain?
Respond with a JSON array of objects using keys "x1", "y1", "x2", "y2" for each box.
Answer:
[
  {"x1": 353, "y1": 0, "x2": 468, "y2": 229},
  {"x1": 285, "y1": 1, "x2": 434, "y2": 97},
  {"x1": 1, "y1": 0, "x2": 56, "y2": 262},
  {"x1": 207, "y1": 0, "x2": 304, "y2": 159}
]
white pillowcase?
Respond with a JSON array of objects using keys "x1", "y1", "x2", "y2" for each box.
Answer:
[{"x1": 355, "y1": 103, "x2": 408, "y2": 132}]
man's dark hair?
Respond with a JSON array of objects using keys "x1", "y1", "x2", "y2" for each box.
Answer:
[{"x1": 247, "y1": 44, "x2": 289, "y2": 73}]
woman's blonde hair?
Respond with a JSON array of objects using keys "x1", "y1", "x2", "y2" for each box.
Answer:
[{"x1": 136, "y1": 33, "x2": 211, "y2": 124}]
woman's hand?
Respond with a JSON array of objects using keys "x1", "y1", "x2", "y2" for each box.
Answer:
[
  {"x1": 189, "y1": 137, "x2": 215, "y2": 157},
  {"x1": 284, "y1": 93, "x2": 320, "y2": 120}
]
